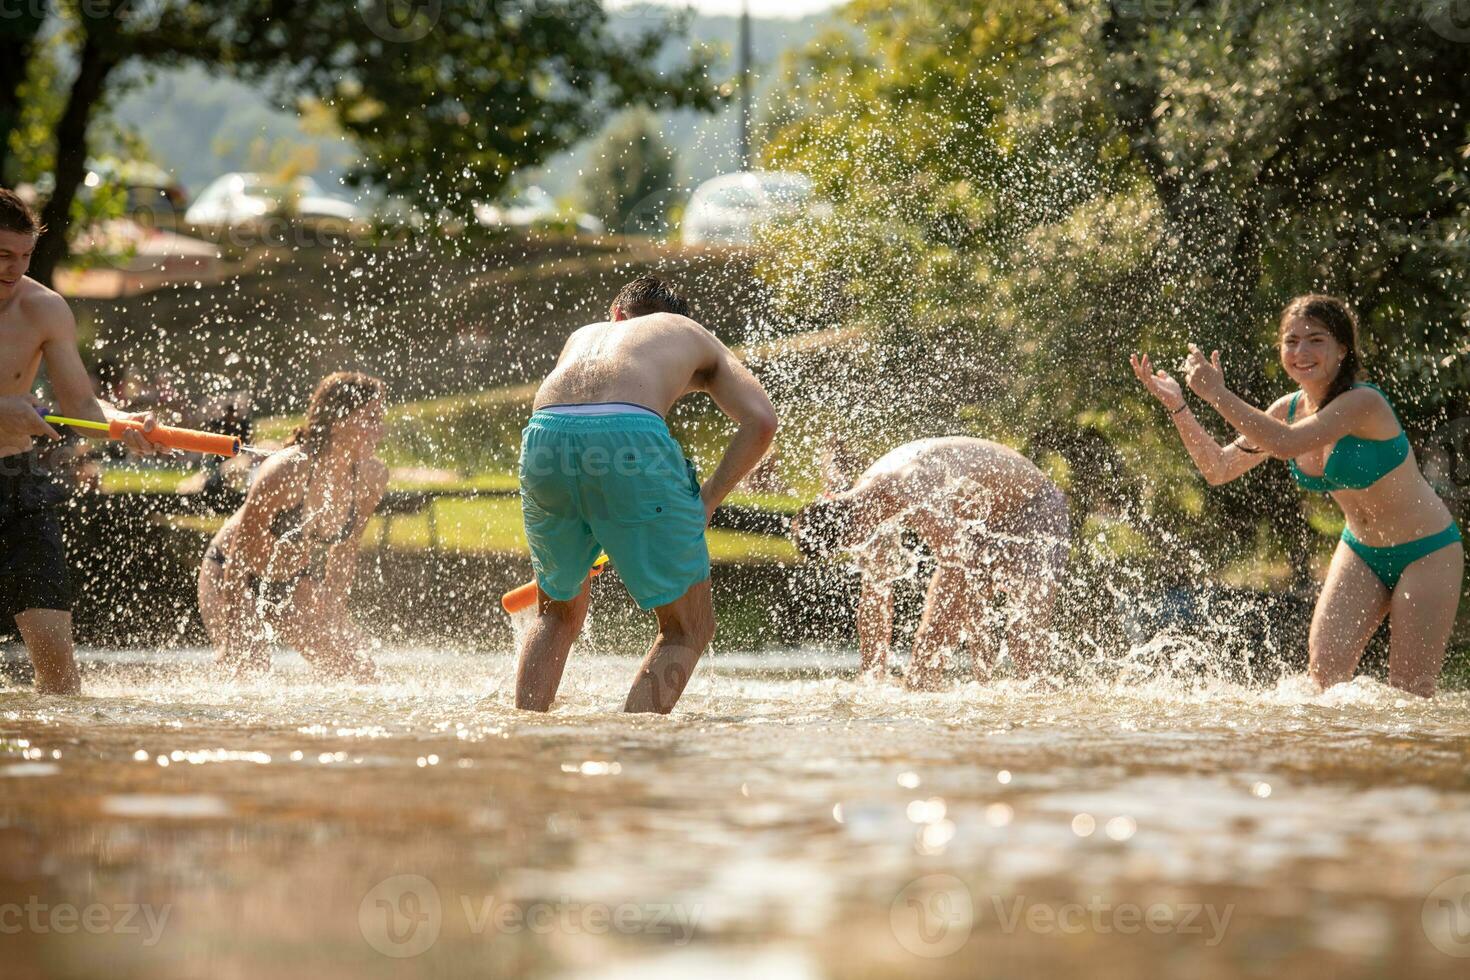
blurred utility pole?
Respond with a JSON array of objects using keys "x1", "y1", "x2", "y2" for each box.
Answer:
[{"x1": 738, "y1": 0, "x2": 752, "y2": 170}]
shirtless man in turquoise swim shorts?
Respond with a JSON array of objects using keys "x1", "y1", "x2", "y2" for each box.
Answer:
[{"x1": 516, "y1": 275, "x2": 778, "y2": 713}]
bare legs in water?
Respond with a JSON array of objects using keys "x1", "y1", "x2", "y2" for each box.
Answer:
[{"x1": 516, "y1": 578, "x2": 715, "y2": 714}]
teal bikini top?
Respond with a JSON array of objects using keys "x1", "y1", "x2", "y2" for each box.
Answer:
[{"x1": 1287, "y1": 382, "x2": 1409, "y2": 492}]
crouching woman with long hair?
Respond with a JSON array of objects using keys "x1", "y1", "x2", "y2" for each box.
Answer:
[{"x1": 198, "y1": 372, "x2": 389, "y2": 680}]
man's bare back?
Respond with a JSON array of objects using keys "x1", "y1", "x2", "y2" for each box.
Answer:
[
  {"x1": 516, "y1": 277, "x2": 777, "y2": 715},
  {"x1": 533, "y1": 313, "x2": 724, "y2": 416},
  {"x1": 792, "y1": 436, "x2": 1068, "y2": 685},
  {"x1": 853, "y1": 437, "x2": 1056, "y2": 548}
]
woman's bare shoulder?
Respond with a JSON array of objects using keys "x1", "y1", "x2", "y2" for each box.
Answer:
[
  {"x1": 249, "y1": 448, "x2": 308, "y2": 492},
  {"x1": 1266, "y1": 393, "x2": 1296, "y2": 419}
]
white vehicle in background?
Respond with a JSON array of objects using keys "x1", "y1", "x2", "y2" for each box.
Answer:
[
  {"x1": 681, "y1": 171, "x2": 824, "y2": 246},
  {"x1": 184, "y1": 173, "x2": 366, "y2": 230},
  {"x1": 24, "y1": 158, "x2": 190, "y2": 228},
  {"x1": 474, "y1": 185, "x2": 604, "y2": 235}
]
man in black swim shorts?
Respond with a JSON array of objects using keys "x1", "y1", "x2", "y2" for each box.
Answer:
[{"x1": 0, "y1": 189, "x2": 159, "y2": 693}]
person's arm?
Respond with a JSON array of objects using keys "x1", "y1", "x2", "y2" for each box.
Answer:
[
  {"x1": 317, "y1": 460, "x2": 388, "y2": 619},
  {"x1": 693, "y1": 330, "x2": 779, "y2": 521},
  {"x1": 1183, "y1": 344, "x2": 1379, "y2": 458},
  {"x1": 857, "y1": 575, "x2": 893, "y2": 677},
  {"x1": 1131, "y1": 352, "x2": 1270, "y2": 485},
  {"x1": 0, "y1": 394, "x2": 60, "y2": 440},
  {"x1": 37, "y1": 294, "x2": 159, "y2": 455}
]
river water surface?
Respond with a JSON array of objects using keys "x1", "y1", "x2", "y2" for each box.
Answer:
[{"x1": 3, "y1": 647, "x2": 1469, "y2": 978}]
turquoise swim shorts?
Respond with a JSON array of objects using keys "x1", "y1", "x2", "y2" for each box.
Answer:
[{"x1": 519, "y1": 411, "x2": 711, "y2": 610}]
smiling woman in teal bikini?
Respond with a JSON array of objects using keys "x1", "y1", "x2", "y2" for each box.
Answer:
[
  {"x1": 1133, "y1": 294, "x2": 1463, "y2": 696},
  {"x1": 198, "y1": 372, "x2": 389, "y2": 681}
]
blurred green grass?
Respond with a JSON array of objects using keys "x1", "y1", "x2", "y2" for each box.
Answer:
[
  {"x1": 106, "y1": 382, "x2": 804, "y2": 566},
  {"x1": 164, "y1": 494, "x2": 795, "y2": 563}
]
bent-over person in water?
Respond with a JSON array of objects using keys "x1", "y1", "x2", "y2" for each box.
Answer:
[{"x1": 791, "y1": 437, "x2": 1069, "y2": 688}]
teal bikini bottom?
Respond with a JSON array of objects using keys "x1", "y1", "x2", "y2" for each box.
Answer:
[{"x1": 1342, "y1": 522, "x2": 1462, "y2": 591}]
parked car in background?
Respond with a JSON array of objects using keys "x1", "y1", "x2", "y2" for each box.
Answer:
[
  {"x1": 88, "y1": 159, "x2": 189, "y2": 227},
  {"x1": 474, "y1": 185, "x2": 603, "y2": 235},
  {"x1": 184, "y1": 173, "x2": 365, "y2": 233},
  {"x1": 27, "y1": 158, "x2": 189, "y2": 229},
  {"x1": 681, "y1": 171, "x2": 825, "y2": 246}
]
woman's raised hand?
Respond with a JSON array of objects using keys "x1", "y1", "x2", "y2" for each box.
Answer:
[
  {"x1": 1184, "y1": 344, "x2": 1226, "y2": 402},
  {"x1": 1130, "y1": 352, "x2": 1186, "y2": 412}
]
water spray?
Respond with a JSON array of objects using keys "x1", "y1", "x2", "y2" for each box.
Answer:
[{"x1": 501, "y1": 554, "x2": 609, "y2": 615}]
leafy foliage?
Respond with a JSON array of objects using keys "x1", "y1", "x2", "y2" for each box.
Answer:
[
  {"x1": 578, "y1": 108, "x2": 678, "y2": 234},
  {"x1": 241, "y1": 0, "x2": 718, "y2": 210},
  {"x1": 9, "y1": 0, "x2": 720, "y2": 280},
  {"x1": 762, "y1": 0, "x2": 1470, "y2": 577}
]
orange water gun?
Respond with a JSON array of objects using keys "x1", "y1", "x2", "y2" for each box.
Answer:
[
  {"x1": 43, "y1": 413, "x2": 244, "y2": 457},
  {"x1": 501, "y1": 554, "x2": 610, "y2": 614}
]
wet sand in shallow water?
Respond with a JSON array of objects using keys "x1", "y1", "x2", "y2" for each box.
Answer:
[{"x1": 2, "y1": 648, "x2": 1469, "y2": 979}]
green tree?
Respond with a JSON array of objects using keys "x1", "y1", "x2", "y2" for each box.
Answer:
[
  {"x1": 0, "y1": 0, "x2": 47, "y2": 184},
  {"x1": 579, "y1": 108, "x2": 678, "y2": 234},
  {"x1": 259, "y1": 1, "x2": 714, "y2": 211},
  {"x1": 763, "y1": 0, "x2": 1470, "y2": 580},
  {"x1": 13, "y1": 0, "x2": 718, "y2": 284}
]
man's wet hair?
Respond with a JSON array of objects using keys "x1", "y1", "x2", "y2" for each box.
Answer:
[
  {"x1": 0, "y1": 188, "x2": 42, "y2": 236},
  {"x1": 611, "y1": 274, "x2": 691, "y2": 320},
  {"x1": 791, "y1": 497, "x2": 853, "y2": 561}
]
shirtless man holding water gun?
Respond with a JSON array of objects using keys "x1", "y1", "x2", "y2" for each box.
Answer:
[
  {"x1": 516, "y1": 275, "x2": 778, "y2": 714},
  {"x1": 0, "y1": 189, "x2": 161, "y2": 694}
]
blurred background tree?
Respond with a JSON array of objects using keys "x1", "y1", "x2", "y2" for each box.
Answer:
[
  {"x1": 578, "y1": 109, "x2": 679, "y2": 235},
  {"x1": 761, "y1": 0, "x2": 1470, "y2": 586},
  {"x1": 0, "y1": 0, "x2": 47, "y2": 179},
  {"x1": 259, "y1": 0, "x2": 715, "y2": 214},
  {"x1": 7, "y1": 0, "x2": 717, "y2": 285}
]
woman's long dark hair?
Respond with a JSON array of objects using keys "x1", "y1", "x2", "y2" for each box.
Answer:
[
  {"x1": 1280, "y1": 294, "x2": 1361, "y2": 406},
  {"x1": 288, "y1": 372, "x2": 385, "y2": 456}
]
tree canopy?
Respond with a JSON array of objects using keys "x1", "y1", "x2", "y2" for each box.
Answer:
[
  {"x1": 761, "y1": 0, "x2": 1470, "y2": 580},
  {"x1": 5, "y1": 0, "x2": 718, "y2": 282},
  {"x1": 579, "y1": 108, "x2": 679, "y2": 234}
]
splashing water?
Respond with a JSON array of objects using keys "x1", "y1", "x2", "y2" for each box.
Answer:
[
  {"x1": 9, "y1": 5, "x2": 1467, "y2": 977},
  {"x1": 4, "y1": 645, "x2": 1470, "y2": 977},
  {"x1": 234, "y1": 444, "x2": 275, "y2": 458}
]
